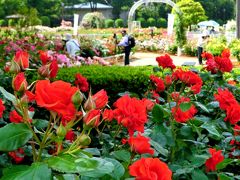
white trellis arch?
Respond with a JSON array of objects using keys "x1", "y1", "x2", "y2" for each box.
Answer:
[{"x1": 128, "y1": 0, "x2": 181, "y2": 33}]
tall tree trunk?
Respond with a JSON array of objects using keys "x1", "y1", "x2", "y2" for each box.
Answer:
[{"x1": 237, "y1": 0, "x2": 240, "y2": 38}]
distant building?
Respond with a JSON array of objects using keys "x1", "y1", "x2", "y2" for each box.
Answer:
[{"x1": 64, "y1": 3, "x2": 113, "y2": 22}]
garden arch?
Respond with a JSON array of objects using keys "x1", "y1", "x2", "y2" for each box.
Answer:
[{"x1": 128, "y1": 0, "x2": 181, "y2": 33}]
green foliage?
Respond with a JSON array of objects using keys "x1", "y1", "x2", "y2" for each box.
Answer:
[
  {"x1": 229, "y1": 39, "x2": 240, "y2": 61},
  {"x1": 173, "y1": 0, "x2": 207, "y2": 28},
  {"x1": 40, "y1": 16, "x2": 50, "y2": 27},
  {"x1": 156, "y1": 18, "x2": 167, "y2": 28},
  {"x1": 183, "y1": 43, "x2": 197, "y2": 56},
  {"x1": 81, "y1": 12, "x2": 105, "y2": 29},
  {"x1": 147, "y1": 18, "x2": 156, "y2": 27},
  {"x1": 206, "y1": 37, "x2": 227, "y2": 56},
  {"x1": 105, "y1": 19, "x2": 115, "y2": 28},
  {"x1": 8, "y1": 19, "x2": 16, "y2": 27},
  {"x1": 137, "y1": 17, "x2": 147, "y2": 28},
  {"x1": 115, "y1": 18, "x2": 124, "y2": 28},
  {"x1": 166, "y1": 43, "x2": 178, "y2": 55},
  {"x1": 174, "y1": 13, "x2": 187, "y2": 48},
  {"x1": 0, "y1": 19, "x2": 6, "y2": 27}
]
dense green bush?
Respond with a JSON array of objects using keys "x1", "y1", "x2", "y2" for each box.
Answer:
[
  {"x1": 205, "y1": 36, "x2": 227, "y2": 56},
  {"x1": 137, "y1": 18, "x2": 147, "y2": 28},
  {"x1": 41, "y1": 16, "x2": 51, "y2": 27},
  {"x1": 229, "y1": 39, "x2": 240, "y2": 61},
  {"x1": 0, "y1": 19, "x2": 6, "y2": 27},
  {"x1": 105, "y1": 19, "x2": 114, "y2": 28},
  {"x1": 115, "y1": 18, "x2": 124, "y2": 28},
  {"x1": 147, "y1": 18, "x2": 156, "y2": 27},
  {"x1": 182, "y1": 43, "x2": 197, "y2": 56},
  {"x1": 166, "y1": 44, "x2": 178, "y2": 55},
  {"x1": 8, "y1": 19, "x2": 15, "y2": 27},
  {"x1": 156, "y1": 18, "x2": 167, "y2": 28}
]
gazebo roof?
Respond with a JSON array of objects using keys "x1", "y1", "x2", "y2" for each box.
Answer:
[
  {"x1": 5, "y1": 14, "x2": 25, "y2": 19},
  {"x1": 65, "y1": 3, "x2": 113, "y2": 9}
]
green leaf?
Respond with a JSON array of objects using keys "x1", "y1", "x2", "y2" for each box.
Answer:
[
  {"x1": 180, "y1": 102, "x2": 191, "y2": 112},
  {"x1": 1, "y1": 163, "x2": 51, "y2": 180},
  {"x1": 191, "y1": 169, "x2": 208, "y2": 180},
  {"x1": 104, "y1": 158, "x2": 125, "y2": 180},
  {"x1": 216, "y1": 159, "x2": 235, "y2": 170},
  {"x1": 194, "y1": 102, "x2": 210, "y2": 113},
  {"x1": 75, "y1": 157, "x2": 114, "y2": 178},
  {"x1": 111, "y1": 150, "x2": 130, "y2": 163},
  {"x1": 218, "y1": 173, "x2": 234, "y2": 180},
  {"x1": 32, "y1": 119, "x2": 49, "y2": 130},
  {"x1": 190, "y1": 155, "x2": 209, "y2": 168},
  {"x1": 0, "y1": 123, "x2": 32, "y2": 151},
  {"x1": 54, "y1": 174, "x2": 79, "y2": 180},
  {"x1": 152, "y1": 104, "x2": 164, "y2": 123},
  {"x1": 201, "y1": 123, "x2": 221, "y2": 139},
  {"x1": 0, "y1": 87, "x2": 16, "y2": 104},
  {"x1": 46, "y1": 154, "x2": 78, "y2": 173},
  {"x1": 150, "y1": 140, "x2": 168, "y2": 157}
]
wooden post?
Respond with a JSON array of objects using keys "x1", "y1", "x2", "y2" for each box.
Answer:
[{"x1": 237, "y1": 0, "x2": 240, "y2": 38}]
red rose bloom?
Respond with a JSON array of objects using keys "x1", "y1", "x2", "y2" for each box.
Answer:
[
  {"x1": 164, "y1": 75, "x2": 172, "y2": 86},
  {"x1": 9, "y1": 110, "x2": 23, "y2": 123},
  {"x1": 172, "y1": 69, "x2": 203, "y2": 94},
  {"x1": 156, "y1": 54, "x2": 176, "y2": 70},
  {"x1": 113, "y1": 95, "x2": 147, "y2": 136},
  {"x1": 49, "y1": 60, "x2": 59, "y2": 78},
  {"x1": 221, "y1": 48, "x2": 231, "y2": 58},
  {"x1": 225, "y1": 104, "x2": 240, "y2": 125},
  {"x1": 150, "y1": 75, "x2": 165, "y2": 92},
  {"x1": 234, "y1": 125, "x2": 240, "y2": 136},
  {"x1": 35, "y1": 80, "x2": 78, "y2": 121},
  {"x1": 142, "y1": 98, "x2": 155, "y2": 111},
  {"x1": 12, "y1": 72, "x2": 28, "y2": 92},
  {"x1": 215, "y1": 56, "x2": 233, "y2": 73},
  {"x1": 38, "y1": 50, "x2": 49, "y2": 65},
  {"x1": 83, "y1": 109, "x2": 101, "y2": 127},
  {"x1": 14, "y1": 50, "x2": 29, "y2": 69},
  {"x1": 8, "y1": 148, "x2": 25, "y2": 164},
  {"x1": 214, "y1": 88, "x2": 238, "y2": 111},
  {"x1": 65, "y1": 130, "x2": 75, "y2": 142},
  {"x1": 129, "y1": 158, "x2": 172, "y2": 180},
  {"x1": 128, "y1": 133, "x2": 154, "y2": 155},
  {"x1": 202, "y1": 52, "x2": 214, "y2": 60},
  {"x1": 74, "y1": 73, "x2": 89, "y2": 92},
  {"x1": 0, "y1": 99, "x2": 5, "y2": 118},
  {"x1": 206, "y1": 58, "x2": 218, "y2": 74},
  {"x1": 205, "y1": 148, "x2": 224, "y2": 172},
  {"x1": 92, "y1": 89, "x2": 108, "y2": 109},
  {"x1": 102, "y1": 109, "x2": 114, "y2": 122}
]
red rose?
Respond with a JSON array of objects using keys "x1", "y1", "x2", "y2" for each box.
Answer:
[
  {"x1": 65, "y1": 130, "x2": 75, "y2": 142},
  {"x1": 164, "y1": 75, "x2": 172, "y2": 86},
  {"x1": 9, "y1": 110, "x2": 23, "y2": 123},
  {"x1": 14, "y1": 50, "x2": 29, "y2": 69},
  {"x1": 83, "y1": 109, "x2": 101, "y2": 127},
  {"x1": 206, "y1": 58, "x2": 218, "y2": 74},
  {"x1": 35, "y1": 80, "x2": 78, "y2": 121},
  {"x1": 74, "y1": 73, "x2": 89, "y2": 92},
  {"x1": 0, "y1": 99, "x2": 5, "y2": 118},
  {"x1": 205, "y1": 148, "x2": 224, "y2": 172},
  {"x1": 8, "y1": 148, "x2": 25, "y2": 164},
  {"x1": 24, "y1": 91, "x2": 35, "y2": 102},
  {"x1": 221, "y1": 48, "x2": 231, "y2": 58},
  {"x1": 38, "y1": 50, "x2": 49, "y2": 65},
  {"x1": 113, "y1": 95, "x2": 147, "y2": 136},
  {"x1": 202, "y1": 52, "x2": 214, "y2": 60},
  {"x1": 49, "y1": 60, "x2": 59, "y2": 78},
  {"x1": 12, "y1": 72, "x2": 28, "y2": 92},
  {"x1": 156, "y1": 54, "x2": 176, "y2": 70},
  {"x1": 102, "y1": 109, "x2": 114, "y2": 122},
  {"x1": 142, "y1": 98, "x2": 155, "y2": 111},
  {"x1": 92, "y1": 89, "x2": 108, "y2": 109},
  {"x1": 215, "y1": 56, "x2": 233, "y2": 73},
  {"x1": 225, "y1": 104, "x2": 240, "y2": 125},
  {"x1": 128, "y1": 133, "x2": 154, "y2": 155},
  {"x1": 129, "y1": 158, "x2": 172, "y2": 180},
  {"x1": 150, "y1": 75, "x2": 165, "y2": 92}
]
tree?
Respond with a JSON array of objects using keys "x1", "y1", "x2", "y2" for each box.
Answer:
[{"x1": 173, "y1": 0, "x2": 207, "y2": 29}]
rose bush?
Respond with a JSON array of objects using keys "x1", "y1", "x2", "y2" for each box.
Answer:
[{"x1": 0, "y1": 49, "x2": 239, "y2": 180}]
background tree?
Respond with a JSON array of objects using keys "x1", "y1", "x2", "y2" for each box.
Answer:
[
  {"x1": 237, "y1": 0, "x2": 240, "y2": 38},
  {"x1": 173, "y1": 0, "x2": 207, "y2": 30}
]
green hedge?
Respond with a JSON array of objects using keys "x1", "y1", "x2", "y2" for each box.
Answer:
[
  {"x1": 115, "y1": 19, "x2": 124, "y2": 28},
  {"x1": 105, "y1": 19, "x2": 114, "y2": 28}
]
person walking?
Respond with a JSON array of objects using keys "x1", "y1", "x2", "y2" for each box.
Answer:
[
  {"x1": 65, "y1": 34, "x2": 80, "y2": 57},
  {"x1": 197, "y1": 33, "x2": 209, "y2": 65},
  {"x1": 118, "y1": 30, "x2": 132, "y2": 66}
]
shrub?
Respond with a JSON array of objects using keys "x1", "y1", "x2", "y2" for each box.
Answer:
[
  {"x1": 205, "y1": 37, "x2": 227, "y2": 56},
  {"x1": 147, "y1": 18, "x2": 156, "y2": 27},
  {"x1": 105, "y1": 19, "x2": 114, "y2": 28},
  {"x1": 0, "y1": 19, "x2": 6, "y2": 27},
  {"x1": 41, "y1": 16, "x2": 51, "y2": 27},
  {"x1": 8, "y1": 19, "x2": 15, "y2": 27},
  {"x1": 81, "y1": 12, "x2": 105, "y2": 29},
  {"x1": 115, "y1": 18, "x2": 124, "y2": 28},
  {"x1": 182, "y1": 43, "x2": 197, "y2": 56},
  {"x1": 229, "y1": 39, "x2": 240, "y2": 61},
  {"x1": 156, "y1": 18, "x2": 167, "y2": 28},
  {"x1": 166, "y1": 44, "x2": 178, "y2": 55},
  {"x1": 137, "y1": 18, "x2": 147, "y2": 28}
]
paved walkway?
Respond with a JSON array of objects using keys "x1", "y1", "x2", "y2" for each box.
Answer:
[{"x1": 129, "y1": 52, "x2": 200, "y2": 66}]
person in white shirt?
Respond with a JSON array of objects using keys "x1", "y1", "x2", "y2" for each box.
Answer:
[
  {"x1": 197, "y1": 33, "x2": 209, "y2": 65},
  {"x1": 65, "y1": 34, "x2": 80, "y2": 57},
  {"x1": 118, "y1": 30, "x2": 131, "y2": 65}
]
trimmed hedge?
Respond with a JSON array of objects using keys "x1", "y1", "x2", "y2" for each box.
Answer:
[
  {"x1": 105, "y1": 19, "x2": 114, "y2": 28},
  {"x1": 115, "y1": 19, "x2": 124, "y2": 28}
]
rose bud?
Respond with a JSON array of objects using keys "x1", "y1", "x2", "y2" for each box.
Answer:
[
  {"x1": 12, "y1": 72, "x2": 28, "y2": 92},
  {"x1": 72, "y1": 90, "x2": 84, "y2": 109},
  {"x1": 38, "y1": 65, "x2": 50, "y2": 78},
  {"x1": 9, "y1": 60, "x2": 21, "y2": 73},
  {"x1": 49, "y1": 60, "x2": 59, "y2": 78},
  {"x1": 102, "y1": 109, "x2": 114, "y2": 122},
  {"x1": 84, "y1": 95, "x2": 96, "y2": 111},
  {"x1": 78, "y1": 134, "x2": 91, "y2": 146},
  {"x1": 38, "y1": 50, "x2": 49, "y2": 65},
  {"x1": 56, "y1": 123, "x2": 67, "y2": 139},
  {"x1": 14, "y1": 50, "x2": 29, "y2": 70},
  {"x1": 83, "y1": 109, "x2": 101, "y2": 128},
  {"x1": 92, "y1": 89, "x2": 108, "y2": 109}
]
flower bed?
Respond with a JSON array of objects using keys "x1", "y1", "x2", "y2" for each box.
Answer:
[{"x1": 0, "y1": 46, "x2": 240, "y2": 179}]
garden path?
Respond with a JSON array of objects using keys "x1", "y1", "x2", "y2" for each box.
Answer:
[{"x1": 129, "y1": 52, "x2": 199, "y2": 66}]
